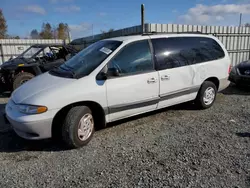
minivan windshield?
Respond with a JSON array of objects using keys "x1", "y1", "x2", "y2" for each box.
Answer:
[{"x1": 50, "y1": 40, "x2": 122, "y2": 78}]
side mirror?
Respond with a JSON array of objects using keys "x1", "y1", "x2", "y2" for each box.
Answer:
[
  {"x1": 107, "y1": 68, "x2": 119, "y2": 77},
  {"x1": 96, "y1": 72, "x2": 107, "y2": 80}
]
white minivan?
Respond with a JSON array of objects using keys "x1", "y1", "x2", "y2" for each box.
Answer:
[{"x1": 5, "y1": 33, "x2": 231, "y2": 148}]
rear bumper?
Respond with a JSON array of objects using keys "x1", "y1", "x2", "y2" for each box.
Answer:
[{"x1": 218, "y1": 77, "x2": 230, "y2": 91}]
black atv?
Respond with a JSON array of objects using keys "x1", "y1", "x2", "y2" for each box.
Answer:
[{"x1": 0, "y1": 44, "x2": 79, "y2": 90}]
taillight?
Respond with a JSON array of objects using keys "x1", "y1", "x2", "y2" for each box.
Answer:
[{"x1": 228, "y1": 64, "x2": 232, "y2": 74}]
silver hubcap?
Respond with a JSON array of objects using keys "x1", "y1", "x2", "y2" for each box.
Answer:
[
  {"x1": 203, "y1": 87, "x2": 215, "y2": 105},
  {"x1": 77, "y1": 113, "x2": 94, "y2": 141}
]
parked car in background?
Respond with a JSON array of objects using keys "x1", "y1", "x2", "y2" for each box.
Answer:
[
  {"x1": 229, "y1": 60, "x2": 250, "y2": 87},
  {"x1": 5, "y1": 33, "x2": 231, "y2": 148},
  {"x1": 0, "y1": 44, "x2": 79, "y2": 90}
]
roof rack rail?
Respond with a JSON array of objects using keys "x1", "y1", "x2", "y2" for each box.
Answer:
[{"x1": 142, "y1": 31, "x2": 206, "y2": 35}]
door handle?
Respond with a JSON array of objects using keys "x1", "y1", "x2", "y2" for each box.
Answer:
[
  {"x1": 147, "y1": 78, "x2": 157, "y2": 84},
  {"x1": 161, "y1": 75, "x2": 170, "y2": 81}
]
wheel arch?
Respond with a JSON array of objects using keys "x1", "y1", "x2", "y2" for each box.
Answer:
[
  {"x1": 195, "y1": 77, "x2": 219, "y2": 109},
  {"x1": 52, "y1": 101, "x2": 107, "y2": 138},
  {"x1": 15, "y1": 65, "x2": 41, "y2": 76},
  {"x1": 204, "y1": 77, "x2": 219, "y2": 90},
  {"x1": 196, "y1": 76, "x2": 220, "y2": 98}
]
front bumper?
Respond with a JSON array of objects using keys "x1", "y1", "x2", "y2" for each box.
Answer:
[
  {"x1": 7, "y1": 116, "x2": 53, "y2": 139},
  {"x1": 229, "y1": 73, "x2": 250, "y2": 86},
  {"x1": 5, "y1": 100, "x2": 58, "y2": 140}
]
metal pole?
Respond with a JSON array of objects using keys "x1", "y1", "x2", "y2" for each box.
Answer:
[
  {"x1": 67, "y1": 29, "x2": 71, "y2": 42},
  {"x1": 0, "y1": 44, "x2": 4, "y2": 64},
  {"x1": 141, "y1": 4, "x2": 145, "y2": 34},
  {"x1": 92, "y1": 24, "x2": 94, "y2": 39},
  {"x1": 236, "y1": 14, "x2": 242, "y2": 64},
  {"x1": 239, "y1": 13, "x2": 242, "y2": 27}
]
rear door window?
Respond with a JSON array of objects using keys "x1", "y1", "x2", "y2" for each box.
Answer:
[{"x1": 152, "y1": 37, "x2": 225, "y2": 70}]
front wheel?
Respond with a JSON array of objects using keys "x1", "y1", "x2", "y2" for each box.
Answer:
[
  {"x1": 13, "y1": 72, "x2": 35, "y2": 90},
  {"x1": 195, "y1": 81, "x2": 217, "y2": 109},
  {"x1": 62, "y1": 106, "x2": 95, "y2": 148}
]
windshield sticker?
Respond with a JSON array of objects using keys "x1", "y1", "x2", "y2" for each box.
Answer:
[{"x1": 100, "y1": 47, "x2": 112, "y2": 55}]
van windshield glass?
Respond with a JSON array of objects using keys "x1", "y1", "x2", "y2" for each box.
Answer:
[{"x1": 50, "y1": 40, "x2": 122, "y2": 78}]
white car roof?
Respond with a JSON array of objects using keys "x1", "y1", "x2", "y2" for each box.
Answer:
[{"x1": 104, "y1": 33, "x2": 218, "y2": 43}]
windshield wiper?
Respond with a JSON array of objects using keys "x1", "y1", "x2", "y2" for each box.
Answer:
[
  {"x1": 59, "y1": 65, "x2": 77, "y2": 78},
  {"x1": 63, "y1": 64, "x2": 74, "y2": 70}
]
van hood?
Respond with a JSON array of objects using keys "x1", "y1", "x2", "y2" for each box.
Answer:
[{"x1": 12, "y1": 72, "x2": 75, "y2": 104}]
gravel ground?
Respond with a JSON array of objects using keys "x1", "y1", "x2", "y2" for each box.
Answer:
[{"x1": 0, "y1": 85, "x2": 249, "y2": 188}]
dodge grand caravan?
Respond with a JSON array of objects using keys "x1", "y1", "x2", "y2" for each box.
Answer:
[{"x1": 5, "y1": 33, "x2": 231, "y2": 148}]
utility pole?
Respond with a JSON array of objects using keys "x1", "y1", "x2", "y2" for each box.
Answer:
[
  {"x1": 67, "y1": 29, "x2": 71, "y2": 42},
  {"x1": 239, "y1": 13, "x2": 242, "y2": 27},
  {"x1": 236, "y1": 13, "x2": 242, "y2": 65},
  {"x1": 92, "y1": 24, "x2": 94, "y2": 39},
  {"x1": 141, "y1": 4, "x2": 145, "y2": 34}
]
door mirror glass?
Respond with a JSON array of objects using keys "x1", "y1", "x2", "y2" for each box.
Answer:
[
  {"x1": 96, "y1": 72, "x2": 108, "y2": 80},
  {"x1": 107, "y1": 68, "x2": 119, "y2": 77}
]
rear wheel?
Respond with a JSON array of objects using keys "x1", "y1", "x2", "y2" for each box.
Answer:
[
  {"x1": 195, "y1": 81, "x2": 217, "y2": 109},
  {"x1": 13, "y1": 72, "x2": 35, "y2": 90},
  {"x1": 62, "y1": 106, "x2": 95, "y2": 148}
]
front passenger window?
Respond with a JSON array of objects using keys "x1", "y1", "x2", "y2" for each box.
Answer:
[{"x1": 108, "y1": 40, "x2": 154, "y2": 76}]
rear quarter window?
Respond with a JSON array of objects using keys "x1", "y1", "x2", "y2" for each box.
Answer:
[{"x1": 152, "y1": 37, "x2": 225, "y2": 70}]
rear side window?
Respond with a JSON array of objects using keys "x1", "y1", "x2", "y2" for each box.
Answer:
[{"x1": 152, "y1": 37, "x2": 225, "y2": 70}]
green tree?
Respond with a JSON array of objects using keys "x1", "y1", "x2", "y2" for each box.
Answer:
[
  {"x1": 100, "y1": 28, "x2": 114, "y2": 39},
  {"x1": 5, "y1": 34, "x2": 20, "y2": 39},
  {"x1": 0, "y1": 9, "x2": 7, "y2": 39},
  {"x1": 245, "y1": 23, "x2": 250, "y2": 27},
  {"x1": 52, "y1": 25, "x2": 57, "y2": 39},
  {"x1": 57, "y1": 23, "x2": 69, "y2": 39},
  {"x1": 30, "y1": 29, "x2": 39, "y2": 39},
  {"x1": 40, "y1": 23, "x2": 53, "y2": 39}
]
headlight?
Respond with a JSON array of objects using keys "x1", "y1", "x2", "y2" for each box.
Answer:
[
  {"x1": 16, "y1": 104, "x2": 47, "y2": 114},
  {"x1": 230, "y1": 66, "x2": 237, "y2": 74}
]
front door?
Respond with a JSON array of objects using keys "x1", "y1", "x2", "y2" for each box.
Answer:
[{"x1": 106, "y1": 39, "x2": 159, "y2": 121}]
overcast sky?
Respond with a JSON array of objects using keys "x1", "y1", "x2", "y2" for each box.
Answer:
[{"x1": 1, "y1": 0, "x2": 250, "y2": 39}]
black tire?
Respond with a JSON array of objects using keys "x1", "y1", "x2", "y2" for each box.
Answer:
[
  {"x1": 195, "y1": 81, "x2": 217, "y2": 109},
  {"x1": 62, "y1": 106, "x2": 95, "y2": 149},
  {"x1": 13, "y1": 72, "x2": 35, "y2": 90}
]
